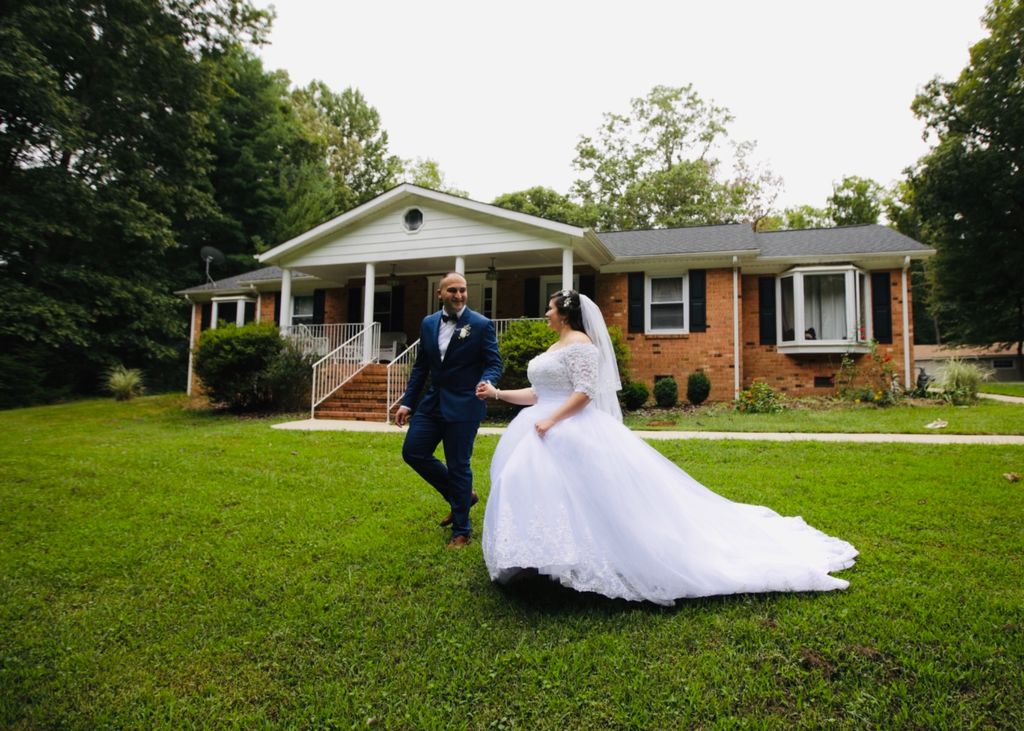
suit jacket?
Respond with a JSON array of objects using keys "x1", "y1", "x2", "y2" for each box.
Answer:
[{"x1": 400, "y1": 307, "x2": 503, "y2": 422}]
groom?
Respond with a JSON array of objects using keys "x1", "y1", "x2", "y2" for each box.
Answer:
[{"x1": 395, "y1": 272, "x2": 502, "y2": 548}]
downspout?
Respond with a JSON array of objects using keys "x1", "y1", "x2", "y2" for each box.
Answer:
[
  {"x1": 733, "y1": 256, "x2": 741, "y2": 398},
  {"x1": 185, "y1": 295, "x2": 195, "y2": 396},
  {"x1": 901, "y1": 256, "x2": 912, "y2": 390}
]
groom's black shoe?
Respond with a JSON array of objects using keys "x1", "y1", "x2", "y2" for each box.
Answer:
[{"x1": 440, "y1": 491, "x2": 479, "y2": 527}]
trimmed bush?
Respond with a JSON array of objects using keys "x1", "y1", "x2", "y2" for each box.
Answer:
[
  {"x1": 106, "y1": 365, "x2": 144, "y2": 401},
  {"x1": 653, "y1": 376, "x2": 678, "y2": 408},
  {"x1": 498, "y1": 319, "x2": 558, "y2": 390},
  {"x1": 735, "y1": 380, "x2": 785, "y2": 413},
  {"x1": 620, "y1": 381, "x2": 649, "y2": 411},
  {"x1": 686, "y1": 371, "x2": 711, "y2": 406},
  {"x1": 194, "y1": 323, "x2": 312, "y2": 411}
]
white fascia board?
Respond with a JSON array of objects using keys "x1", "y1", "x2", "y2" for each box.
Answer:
[
  {"x1": 754, "y1": 250, "x2": 937, "y2": 270},
  {"x1": 599, "y1": 250, "x2": 760, "y2": 273},
  {"x1": 258, "y1": 184, "x2": 586, "y2": 264}
]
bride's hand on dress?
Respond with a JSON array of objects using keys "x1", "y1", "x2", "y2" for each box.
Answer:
[{"x1": 534, "y1": 418, "x2": 556, "y2": 438}]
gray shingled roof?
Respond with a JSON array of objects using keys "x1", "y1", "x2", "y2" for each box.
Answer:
[
  {"x1": 597, "y1": 223, "x2": 758, "y2": 256},
  {"x1": 596, "y1": 223, "x2": 931, "y2": 258},
  {"x1": 176, "y1": 266, "x2": 312, "y2": 295}
]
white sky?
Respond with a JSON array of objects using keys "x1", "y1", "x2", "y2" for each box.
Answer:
[{"x1": 256, "y1": 0, "x2": 989, "y2": 210}]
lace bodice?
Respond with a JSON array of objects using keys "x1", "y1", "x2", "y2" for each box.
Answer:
[{"x1": 527, "y1": 343, "x2": 598, "y2": 400}]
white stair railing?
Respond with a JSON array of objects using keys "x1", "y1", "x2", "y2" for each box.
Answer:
[
  {"x1": 385, "y1": 340, "x2": 419, "y2": 424},
  {"x1": 310, "y1": 323, "x2": 381, "y2": 417},
  {"x1": 283, "y1": 323, "x2": 365, "y2": 358}
]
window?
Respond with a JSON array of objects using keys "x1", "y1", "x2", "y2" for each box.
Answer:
[
  {"x1": 210, "y1": 296, "x2": 256, "y2": 329},
  {"x1": 403, "y1": 208, "x2": 423, "y2": 232},
  {"x1": 291, "y1": 295, "x2": 314, "y2": 325},
  {"x1": 775, "y1": 266, "x2": 871, "y2": 353},
  {"x1": 993, "y1": 358, "x2": 1014, "y2": 369},
  {"x1": 646, "y1": 274, "x2": 688, "y2": 333},
  {"x1": 540, "y1": 275, "x2": 580, "y2": 312}
]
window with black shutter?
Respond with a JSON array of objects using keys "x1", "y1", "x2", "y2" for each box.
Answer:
[
  {"x1": 871, "y1": 272, "x2": 893, "y2": 344},
  {"x1": 758, "y1": 277, "x2": 776, "y2": 344},
  {"x1": 627, "y1": 273, "x2": 644, "y2": 333}
]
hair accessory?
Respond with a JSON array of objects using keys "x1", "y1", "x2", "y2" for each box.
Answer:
[{"x1": 558, "y1": 289, "x2": 576, "y2": 307}]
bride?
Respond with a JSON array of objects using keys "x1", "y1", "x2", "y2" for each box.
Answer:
[{"x1": 474, "y1": 290, "x2": 857, "y2": 606}]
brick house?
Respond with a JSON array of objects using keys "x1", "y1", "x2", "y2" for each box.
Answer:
[{"x1": 178, "y1": 184, "x2": 934, "y2": 419}]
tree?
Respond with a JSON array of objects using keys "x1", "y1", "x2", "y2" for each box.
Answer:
[
  {"x1": 402, "y1": 158, "x2": 468, "y2": 197},
  {"x1": 827, "y1": 175, "x2": 885, "y2": 225},
  {"x1": 570, "y1": 85, "x2": 780, "y2": 230},
  {"x1": 491, "y1": 186, "x2": 592, "y2": 226},
  {"x1": 290, "y1": 82, "x2": 403, "y2": 216},
  {"x1": 0, "y1": 0, "x2": 272, "y2": 405},
  {"x1": 907, "y1": 0, "x2": 1024, "y2": 371}
]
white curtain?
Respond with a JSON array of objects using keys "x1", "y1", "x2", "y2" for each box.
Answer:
[{"x1": 804, "y1": 274, "x2": 846, "y2": 340}]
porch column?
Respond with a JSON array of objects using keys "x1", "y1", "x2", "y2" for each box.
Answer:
[
  {"x1": 562, "y1": 248, "x2": 573, "y2": 291},
  {"x1": 733, "y1": 257, "x2": 741, "y2": 399},
  {"x1": 186, "y1": 298, "x2": 196, "y2": 396},
  {"x1": 210, "y1": 301, "x2": 219, "y2": 329},
  {"x1": 363, "y1": 262, "x2": 376, "y2": 362},
  {"x1": 901, "y1": 256, "x2": 912, "y2": 390},
  {"x1": 455, "y1": 256, "x2": 465, "y2": 276},
  {"x1": 280, "y1": 268, "x2": 293, "y2": 328}
]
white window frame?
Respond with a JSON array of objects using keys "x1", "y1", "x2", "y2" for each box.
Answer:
[
  {"x1": 775, "y1": 265, "x2": 872, "y2": 354},
  {"x1": 210, "y1": 295, "x2": 256, "y2": 329},
  {"x1": 290, "y1": 294, "x2": 315, "y2": 326},
  {"x1": 645, "y1": 273, "x2": 689, "y2": 335},
  {"x1": 539, "y1": 274, "x2": 580, "y2": 313}
]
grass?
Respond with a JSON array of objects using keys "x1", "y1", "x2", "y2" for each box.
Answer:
[
  {"x1": 2, "y1": 395, "x2": 1023, "y2": 729},
  {"x1": 622, "y1": 398, "x2": 1024, "y2": 434},
  {"x1": 979, "y1": 381, "x2": 1024, "y2": 398}
]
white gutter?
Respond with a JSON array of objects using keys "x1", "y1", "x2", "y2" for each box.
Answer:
[
  {"x1": 733, "y1": 256, "x2": 741, "y2": 398},
  {"x1": 901, "y1": 255, "x2": 912, "y2": 390}
]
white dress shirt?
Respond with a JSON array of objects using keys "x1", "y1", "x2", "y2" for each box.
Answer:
[{"x1": 437, "y1": 307, "x2": 464, "y2": 361}]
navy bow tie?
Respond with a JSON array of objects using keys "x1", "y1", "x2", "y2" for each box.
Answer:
[{"x1": 441, "y1": 312, "x2": 458, "y2": 323}]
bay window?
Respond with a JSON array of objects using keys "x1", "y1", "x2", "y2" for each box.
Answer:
[{"x1": 776, "y1": 266, "x2": 871, "y2": 353}]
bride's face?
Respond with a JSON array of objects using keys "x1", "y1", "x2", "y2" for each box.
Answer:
[{"x1": 545, "y1": 298, "x2": 564, "y2": 331}]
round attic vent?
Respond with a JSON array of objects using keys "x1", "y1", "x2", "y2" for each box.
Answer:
[{"x1": 403, "y1": 208, "x2": 423, "y2": 232}]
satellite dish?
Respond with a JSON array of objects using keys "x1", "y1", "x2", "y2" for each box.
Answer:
[{"x1": 199, "y1": 246, "x2": 225, "y2": 283}]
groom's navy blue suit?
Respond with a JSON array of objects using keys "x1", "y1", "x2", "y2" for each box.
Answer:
[{"x1": 400, "y1": 307, "x2": 502, "y2": 538}]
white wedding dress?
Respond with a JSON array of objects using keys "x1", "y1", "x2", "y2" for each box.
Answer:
[{"x1": 482, "y1": 343, "x2": 858, "y2": 606}]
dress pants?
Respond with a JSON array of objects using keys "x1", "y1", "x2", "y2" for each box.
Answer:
[{"x1": 401, "y1": 411, "x2": 480, "y2": 538}]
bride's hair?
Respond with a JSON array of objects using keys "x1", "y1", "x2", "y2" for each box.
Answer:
[{"x1": 550, "y1": 289, "x2": 585, "y2": 332}]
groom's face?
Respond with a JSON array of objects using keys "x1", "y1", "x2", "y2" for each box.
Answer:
[{"x1": 438, "y1": 274, "x2": 468, "y2": 315}]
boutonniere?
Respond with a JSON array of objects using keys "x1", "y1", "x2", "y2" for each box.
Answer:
[{"x1": 458, "y1": 324, "x2": 472, "y2": 339}]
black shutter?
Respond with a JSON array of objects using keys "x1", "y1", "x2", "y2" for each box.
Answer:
[
  {"x1": 523, "y1": 277, "x2": 540, "y2": 317},
  {"x1": 273, "y1": 293, "x2": 281, "y2": 325},
  {"x1": 580, "y1": 274, "x2": 596, "y2": 300},
  {"x1": 390, "y1": 285, "x2": 405, "y2": 332},
  {"x1": 689, "y1": 269, "x2": 707, "y2": 332},
  {"x1": 347, "y1": 286, "x2": 362, "y2": 323},
  {"x1": 627, "y1": 272, "x2": 644, "y2": 333},
  {"x1": 312, "y1": 289, "x2": 325, "y2": 325},
  {"x1": 758, "y1": 277, "x2": 776, "y2": 345},
  {"x1": 200, "y1": 303, "x2": 211, "y2": 331},
  {"x1": 871, "y1": 272, "x2": 893, "y2": 344}
]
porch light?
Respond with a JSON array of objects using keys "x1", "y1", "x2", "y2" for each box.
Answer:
[
  {"x1": 486, "y1": 258, "x2": 498, "y2": 281},
  {"x1": 386, "y1": 265, "x2": 401, "y2": 287}
]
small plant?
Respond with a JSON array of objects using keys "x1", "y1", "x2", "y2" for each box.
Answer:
[
  {"x1": 686, "y1": 371, "x2": 711, "y2": 406},
  {"x1": 106, "y1": 365, "x2": 144, "y2": 401},
  {"x1": 938, "y1": 356, "x2": 991, "y2": 405},
  {"x1": 834, "y1": 341, "x2": 903, "y2": 406},
  {"x1": 653, "y1": 376, "x2": 678, "y2": 408},
  {"x1": 620, "y1": 381, "x2": 649, "y2": 411},
  {"x1": 735, "y1": 380, "x2": 785, "y2": 414}
]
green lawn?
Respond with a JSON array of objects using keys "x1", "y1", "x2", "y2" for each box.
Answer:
[
  {"x1": 2, "y1": 396, "x2": 1022, "y2": 729},
  {"x1": 980, "y1": 381, "x2": 1024, "y2": 398},
  {"x1": 623, "y1": 398, "x2": 1024, "y2": 434}
]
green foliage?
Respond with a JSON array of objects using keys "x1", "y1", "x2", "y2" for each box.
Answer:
[
  {"x1": 402, "y1": 158, "x2": 468, "y2": 197},
  {"x1": 620, "y1": 381, "x2": 649, "y2": 411},
  {"x1": 735, "y1": 380, "x2": 785, "y2": 413},
  {"x1": 686, "y1": 371, "x2": 712, "y2": 406},
  {"x1": 835, "y1": 342, "x2": 903, "y2": 406},
  {"x1": 907, "y1": 0, "x2": 1024, "y2": 352},
  {"x1": 491, "y1": 186, "x2": 591, "y2": 226},
  {"x1": 607, "y1": 325, "x2": 631, "y2": 385},
  {"x1": 497, "y1": 320, "x2": 558, "y2": 390},
  {"x1": 653, "y1": 376, "x2": 679, "y2": 408},
  {"x1": 827, "y1": 175, "x2": 885, "y2": 225},
  {"x1": 105, "y1": 366, "x2": 145, "y2": 401},
  {"x1": 193, "y1": 323, "x2": 310, "y2": 411},
  {"x1": 938, "y1": 357, "x2": 992, "y2": 405}
]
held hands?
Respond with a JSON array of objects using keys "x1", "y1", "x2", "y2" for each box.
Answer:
[{"x1": 475, "y1": 381, "x2": 496, "y2": 401}]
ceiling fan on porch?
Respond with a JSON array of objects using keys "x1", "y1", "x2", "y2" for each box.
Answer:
[{"x1": 200, "y1": 246, "x2": 225, "y2": 284}]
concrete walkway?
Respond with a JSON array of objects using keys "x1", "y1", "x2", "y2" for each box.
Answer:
[
  {"x1": 272, "y1": 418, "x2": 1024, "y2": 445},
  {"x1": 979, "y1": 392, "x2": 1024, "y2": 404}
]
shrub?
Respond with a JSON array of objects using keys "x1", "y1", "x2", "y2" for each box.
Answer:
[
  {"x1": 735, "y1": 380, "x2": 785, "y2": 413},
  {"x1": 620, "y1": 381, "x2": 649, "y2": 411},
  {"x1": 194, "y1": 323, "x2": 312, "y2": 411},
  {"x1": 686, "y1": 371, "x2": 711, "y2": 406},
  {"x1": 938, "y1": 356, "x2": 991, "y2": 405},
  {"x1": 653, "y1": 376, "x2": 678, "y2": 408},
  {"x1": 497, "y1": 319, "x2": 558, "y2": 390},
  {"x1": 834, "y1": 341, "x2": 903, "y2": 406},
  {"x1": 607, "y1": 325, "x2": 631, "y2": 384},
  {"x1": 106, "y1": 365, "x2": 144, "y2": 401}
]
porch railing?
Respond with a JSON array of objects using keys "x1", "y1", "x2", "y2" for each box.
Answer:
[
  {"x1": 492, "y1": 317, "x2": 545, "y2": 338},
  {"x1": 310, "y1": 322, "x2": 380, "y2": 417},
  {"x1": 385, "y1": 340, "x2": 419, "y2": 425},
  {"x1": 283, "y1": 323, "x2": 364, "y2": 358}
]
